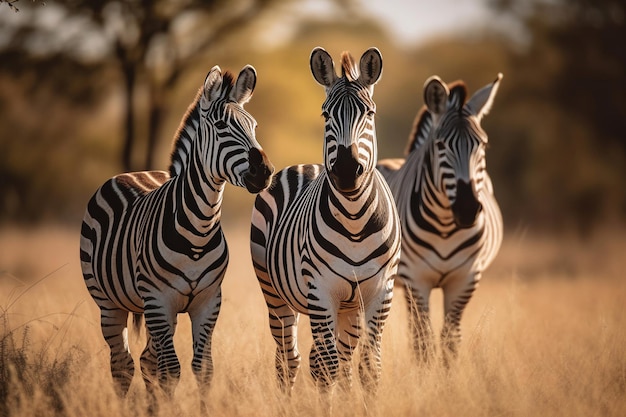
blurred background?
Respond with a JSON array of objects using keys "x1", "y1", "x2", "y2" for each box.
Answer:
[
  {"x1": 0, "y1": 0, "x2": 624, "y2": 236},
  {"x1": 1, "y1": 4, "x2": 625, "y2": 414}
]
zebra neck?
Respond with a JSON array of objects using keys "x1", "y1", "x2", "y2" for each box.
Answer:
[
  {"x1": 172, "y1": 161, "x2": 225, "y2": 240},
  {"x1": 410, "y1": 149, "x2": 455, "y2": 227}
]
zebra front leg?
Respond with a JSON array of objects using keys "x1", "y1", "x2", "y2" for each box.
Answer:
[
  {"x1": 358, "y1": 281, "x2": 393, "y2": 393},
  {"x1": 100, "y1": 305, "x2": 135, "y2": 396},
  {"x1": 336, "y1": 309, "x2": 362, "y2": 391},
  {"x1": 405, "y1": 282, "x2": 435, "y2": 365},
  {"x1": 308, "y1": 295, "x2": 339, "y2": 391},
  {"x1": 139, "y1": 332, "x2": 160, "y2": 412},
  {"x1": 139, "y1": 328, "x2": 163, "y2": 395},
  {"x1": 441, "y1": 274, "x2": 479, "y2": 367},
  {"x1": 188, "y1": 287, "x2": 222, "y2": 397},
  {"x1": 143, "y1": 301, "x2": 180, "y2": 397}
]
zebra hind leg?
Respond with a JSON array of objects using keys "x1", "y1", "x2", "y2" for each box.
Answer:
[
  {"x1": 99, "y1": 305, "x2": 135, "y2": 397},
  {"x1": 252, "y1": 246, "x2": 302, "y2": 393}
]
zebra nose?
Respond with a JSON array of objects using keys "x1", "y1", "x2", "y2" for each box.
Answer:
[
  {"x1": 331, "y1": 144, "x2": 363, "y2": 178},
  {"x1": 329, "y1": 144, "x2": 365, "y2": 192},
  {"x1": 452, "y1": 179, "x2": 482, "y2": 228},
  {"x1": 245, "y1": 148, "x2": 274, "y2": 193},
  {"x1": 249, "y1": 148, "x2": 274, "y2": 174}
]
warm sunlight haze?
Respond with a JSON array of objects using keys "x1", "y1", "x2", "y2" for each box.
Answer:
[{"x1": 1, "y1": 0, "x2": 625, "y2": 415}]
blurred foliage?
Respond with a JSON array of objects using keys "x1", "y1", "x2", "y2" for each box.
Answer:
[
  {"x1": 0, "y1": 0, "x2": 45, "y2": 13},
  {"x1": 0, "y1": 0, "x2": 624, "y2": 234},
  {"x1": 52, "y1": 0, "x2": 299, "y2": 173},
  {"x1": 486, "y1": 0, "x2": 626, "y2": 234},
  {"x1": 0, "y1": 49, "x2": 118, "y2": 223}
]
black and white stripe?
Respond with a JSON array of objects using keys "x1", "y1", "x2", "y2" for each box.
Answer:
[
  {"x1": 80, "y1": 65, "x2": 274, "y2": 397},
  {"x1": 377, "y1": 74, "x2": 503, "y2": 365},
  {"x1": 250, "y1": 48, "x2": 401, "y2": 392}
]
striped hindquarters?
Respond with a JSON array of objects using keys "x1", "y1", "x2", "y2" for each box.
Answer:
[{"x1": 80, "y1": 171, "x2": 170, "y2": 312}]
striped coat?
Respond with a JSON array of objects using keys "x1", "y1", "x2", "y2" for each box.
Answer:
[
  {"x1": 80, "y1": 65, "x2": 274, "y2": 398},
  {"x1": 251, "y1": 48, "x2": 401, "y2": 391},
  {"x1": 377, "y1": 74, "x2": 503, "y2": 364}
]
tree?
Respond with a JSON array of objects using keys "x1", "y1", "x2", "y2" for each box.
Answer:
[
  {"x1": 0, "y1": 0, "x2": 45, "y2": 12},
  {"x1": 56, "y1": 0, "x2": 293, "y2": 172},
  {"x1": 489, "y1": 0, "x2": 626, "y2": 151},
  {"x1": 1, "y1": 0, "x2": 312, "y2": 172},
  {"x1": 0, "y1": 0, "x2": 360, "y2": 222},
  {"x1": 487, "y1": 0, "x2": 626, "y2": 231}
]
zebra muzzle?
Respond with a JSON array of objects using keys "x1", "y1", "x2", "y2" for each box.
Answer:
[
  {"x1": 451, "y1": 179, "x2": 482, "y2": 228},
  {"x1": 244, "y1": 148, "x2": 274, "y2": 193},
  {"x1": 329, "y1": 144, "x2": 364, "y2": 192}
]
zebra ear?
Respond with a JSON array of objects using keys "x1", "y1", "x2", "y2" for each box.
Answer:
[
  {"x1": 203, "y1": 65, "x2": 223, "y2": 102},
  {"x1": 466, "y1": 73, "x2": 503, "y2": 122},
  {"x1": 231, "y1": 65, "x2": 257, "y2": 106},
  {"x1": 423, "y1": 76, "x2": 449, "y2": 116},
  {"x1": 358, "y1": 47, "x2": 383, "y2": 87},
  {"x1": 310, "y1": 47, "x2": 337, "y2": 88}
]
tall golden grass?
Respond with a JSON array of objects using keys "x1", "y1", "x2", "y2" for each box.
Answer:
[{"x1": 1, "y1": 224, "x2": 625, "y2": 416}]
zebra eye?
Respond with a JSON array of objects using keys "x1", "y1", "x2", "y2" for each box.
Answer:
[
  {"x1": 214, "y1": 120, "x2": 228, "y2": 130},
  {"x1": 367, "y1": 110, "x2": 376, "y2": 118},
  {"x1": 436, "y1": 140, "x2": 446, "y2": 151},
  {"x1": 321, "y1": 111, "x2": 330, "y2": 121}
]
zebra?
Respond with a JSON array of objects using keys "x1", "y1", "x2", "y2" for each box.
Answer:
[
  {"x1": 79, "y1": 65, "x2": 274, "y2": 398},
  {"x1": 377, "y1": 74, "x2": 503, "y2": 365},
  {"x1": 250, "y1": 47, "x2": 401, "y2": 392}
]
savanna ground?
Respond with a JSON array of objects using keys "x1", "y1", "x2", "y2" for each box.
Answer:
[{"x1": 1, "y1": 223, "x2": 625, "y2": 417}]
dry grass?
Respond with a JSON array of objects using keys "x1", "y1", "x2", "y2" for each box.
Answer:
[{"x1": 0, "y1": 223, "x2": 625, "y2": 416}]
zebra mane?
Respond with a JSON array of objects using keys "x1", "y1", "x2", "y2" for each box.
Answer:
[
  {"x1": 340, "y1": 51, "x2": 359, "y2": 82},
  {"x1": 405, "y1": 106, "x2": 432, "y2": 155},
  {"x1": 405, "y1": 80, "x2": 468, "y2": 155},
  {"x1": 168, "y1": 71, "x2": 236, "y2": 177},
  {"x1": 448, "y1": 80, "x2": 468, "y2": 113}
]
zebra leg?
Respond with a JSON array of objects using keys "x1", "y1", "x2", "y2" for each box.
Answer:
[
  {"x1": 139, "y1": 332, "x2": 159, "y2": 411},
  {"x1": 140, "y1": 329, "x2": 157, "y2": 392},
  {"x1": 404, "y1": 282, "x2": 435, "y2": 365},
  {"x1": 308, "y1": 294, "x2": 339, "y2": 390},
  {"x1": 142, "y1": 300, "x2": 180, "y2": 397},
  {"x1": 254, "y1": 255, "x2": 301, "y2": 393},
  {"x1": 358, "y1": 282, "x2": 393, "y2": 392},
  {"x1": 336, "y1": 309, "x2": 362, "y2": 391},
  {"x1": 99, "y1": 304, "x2": 135, "y2": 396},
  {"x1": 268, "y1": 303, "x2": 301, "y2": 393},
  {"x1": 441, "y1": 274, "x2": 480, "y2": 367},
  {"x1": 188, "y1": 287, "x2": 222, "y2": 396}
]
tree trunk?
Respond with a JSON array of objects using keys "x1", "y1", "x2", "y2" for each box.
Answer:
[
  {"x1": 121, "y1": 64, "x2": 136, "y2": 173},
  {"x1": 145, "y1": 81, "x2": 164, "y2": 171}
]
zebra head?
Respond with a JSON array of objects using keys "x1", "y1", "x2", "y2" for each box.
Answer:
[
  {"x1": 199, "y1": 65, "x2": 274, "y2": 193},
  {"x1": 310, "y1": 47, "x2": 383, "y2": 194},
  {"x1": 423, "y1": 73, "x2": 502, "y2": 228}
]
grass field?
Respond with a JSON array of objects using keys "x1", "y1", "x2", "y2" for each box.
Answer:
[{"x1": 1, "y1": 224, "x2": 625, "y2": 416}]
